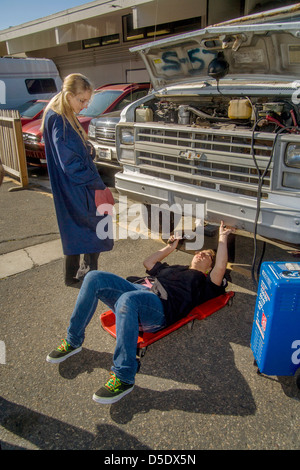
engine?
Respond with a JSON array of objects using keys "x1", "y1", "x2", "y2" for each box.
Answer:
[{"x1": 141, "y1": 96, "x2": 300, "y2": 134}]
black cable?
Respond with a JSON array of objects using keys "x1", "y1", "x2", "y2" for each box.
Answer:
[
  {"x1": 249, "y1": 110, "x2": 264, "y2": 286},
  {"x1": 250, "y1": 124, "x2": 299, "y2": 286},
  {"x1": 212, "y1": 94, "x2": 300, "y2": 286},
  {"x1": 256, "y1": 240, "x2": 266, "y2": 281},
  {"x1": 216, "y1": 80, "x2": 222, "y2": 95}
]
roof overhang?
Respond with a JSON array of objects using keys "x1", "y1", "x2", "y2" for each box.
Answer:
[{"x1": 0, "y1": 0, "x2": 153, "y2": 54}]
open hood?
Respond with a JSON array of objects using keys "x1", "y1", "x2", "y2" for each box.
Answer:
[{"x1": 130, "y1": 22, "x2": 300, "y2": 91}]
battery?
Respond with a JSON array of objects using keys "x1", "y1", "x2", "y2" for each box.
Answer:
[{"x1": 251, "y1": 261, "x2": 300, "y2": 377}]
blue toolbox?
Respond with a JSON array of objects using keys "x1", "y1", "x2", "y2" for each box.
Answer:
[{"x1": 251, "y1": 261, "x2": 300, "y2": 389}]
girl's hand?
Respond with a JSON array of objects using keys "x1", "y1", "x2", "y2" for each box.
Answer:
[{"x1": 95, "y1": 187, "x2": 115, "y2": 215}]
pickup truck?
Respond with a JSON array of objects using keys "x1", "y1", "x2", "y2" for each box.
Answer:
[{"x1": 114, "y1": 16, "x2": 300, "y2": 247}]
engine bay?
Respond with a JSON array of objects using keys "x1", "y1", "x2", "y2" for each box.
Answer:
[{"x1": 136, "y1": 95, "x2": 300, "y2": 134}]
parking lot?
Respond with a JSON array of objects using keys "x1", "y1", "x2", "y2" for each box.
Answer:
[{"x1": 0, "y1": 171, "x2": 299, "y2": 452}]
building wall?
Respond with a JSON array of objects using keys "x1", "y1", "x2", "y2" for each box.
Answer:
[
  {"x1": 2, "y1": 0, "x2": 295, "y2": 85},
  {"x1": 22, "y1": 2, "x2": 208, "y2": 85},
  {"x1": 25, "y1": 14, "x2": 151, "y2": 85}
]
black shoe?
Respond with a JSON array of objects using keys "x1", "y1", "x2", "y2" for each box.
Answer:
[
  {"x1": 46, "y1": 339, "x2": 82, "y2": 363},
  {"x1": 93, "y1": 372, "x2": 134, "y2": 404},
  {"x1": 65, "y1": 278, "x2": 82, "y2": 289}
]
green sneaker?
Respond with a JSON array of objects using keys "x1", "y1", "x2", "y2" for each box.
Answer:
[
  {"x1": 46, "y1": 339, "x2": 82, "y2": 364},
  {"x1": 93, "y1": 372, "x2": 134, "y2": 404}
]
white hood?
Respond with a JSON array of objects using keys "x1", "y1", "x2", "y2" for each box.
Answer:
[{"x1": 130, "y1": 22, "x2": 300, "y2": 91}]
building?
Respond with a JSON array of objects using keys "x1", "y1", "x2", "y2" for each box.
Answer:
[{"x1": 0, "y1": 0, "x2": 297, "y2": 86}]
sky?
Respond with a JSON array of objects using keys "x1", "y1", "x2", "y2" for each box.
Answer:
[{"x1": 0, "y1": 0, "x2": 96, "y2": 31}]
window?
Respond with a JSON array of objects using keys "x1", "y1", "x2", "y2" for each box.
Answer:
[
  {"x1": 101, "y1": 34, "x2": 120, "y2": 46},
  {"x1": 82, "y1": 34, "x2": 120, "y2": 49},
  {"x1": 113, "y1": 89, "x2": 149, "y2": 111},
  {"x1": 20, "y1": 101, "x2": 47, "y2": 117},
  {"x1": 78, "y1": 90, "x2": 124, "y2": 117},
  {"x1": 123, "y1": 14, "x2": 202, "y2": 42},
  {"x1": 25, "y1": 79, "x2": 57, "y2": 95}
]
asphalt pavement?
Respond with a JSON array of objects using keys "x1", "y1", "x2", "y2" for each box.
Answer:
[{"x1": 0, "y1": 170, "x2": 299, "y2": 453}]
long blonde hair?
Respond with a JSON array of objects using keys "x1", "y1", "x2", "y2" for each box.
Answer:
[{"x1": 41, "y1": 73, "x2": 93, "y2": 142}]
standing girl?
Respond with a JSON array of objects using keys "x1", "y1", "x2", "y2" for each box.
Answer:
[{"x1": 41, "y1": 73, "x2": 114, "y2": 287}]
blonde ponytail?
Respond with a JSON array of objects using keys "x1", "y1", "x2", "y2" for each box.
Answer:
[{"x1": 41, "y1": 73, "x2": 93, "y2": 142}]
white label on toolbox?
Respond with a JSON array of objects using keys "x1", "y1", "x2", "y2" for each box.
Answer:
[
  {"x1": 281, "y1": 263, "x2": 300, "y2": 278},
  {"x1": 262, "y1": 269, "x2": 272, "y2": 288},
  {"x1": 291, "y1": 340, "x2": 300, "y2": 365},
  {"x1": 255, "y1": 318, "x2": 265, "y2": 340},
  {"x1": 285, "y1": 263, "x2": 300, "y2": 270}
]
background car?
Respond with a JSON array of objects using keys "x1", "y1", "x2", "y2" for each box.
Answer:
[
  {"x1": 22, "y1": 83, "x2": 150, "y2": 168},
  {"x1": 88, "y1": 111, "x2": 122, "y2": 172},
  {"x1": 22, "y1": 119, "x2": 47, "y2": 167},
  {"x1": 87, "y1": 83, "x2": 150, "y2": 170},
  {"x1": 19, "y1": 99, "x2": 49, "y2": 126}
]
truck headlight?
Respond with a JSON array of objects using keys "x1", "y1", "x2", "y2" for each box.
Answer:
[
  {"x1": 121, "y1": 128, "x2": 134, "y2": 145},
  {"x1": 23, "y1": 133, "x2": 42, "y2": 144},
  {"x1": 282, "y1": 172, "x2": 300, "y2": 189},
  {"x1": 88, "y1": 123, "x2": 96, "y2": 139},
  {"x1": 285, "y1": 144, "x2": 300, "y2": 168}
]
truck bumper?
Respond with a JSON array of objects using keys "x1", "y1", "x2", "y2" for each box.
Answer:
[{"x1": 115, "y1": 170, "x2": 300, "y2": 246}]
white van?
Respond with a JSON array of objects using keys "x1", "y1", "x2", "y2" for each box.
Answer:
[{"x1": 0, "y1": 57, "x2": 62, "y2": 110}]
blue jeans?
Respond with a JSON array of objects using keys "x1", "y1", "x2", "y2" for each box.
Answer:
[{"x1": 66, "y1": 270, "x2": 166, "y2": 384}]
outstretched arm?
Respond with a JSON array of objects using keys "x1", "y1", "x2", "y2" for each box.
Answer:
[
  {"x1": 143, "y1": 236, "x2": 180, "y2": 271},
  {"x1": 210, "y1": 221, "x2": 234, "y2": 286}
]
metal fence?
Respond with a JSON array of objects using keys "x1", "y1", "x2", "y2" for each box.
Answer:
[{"x1": 0, "y1": 109, "x2": 28, "y2": 188}]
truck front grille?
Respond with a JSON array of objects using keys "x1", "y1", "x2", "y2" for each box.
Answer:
[
  {"x1": 135, "y1": 124, "x2": 276, "y2": 198},
  {"x1": 95, "y1": 126, "x2": 115, "y2": 145}
]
